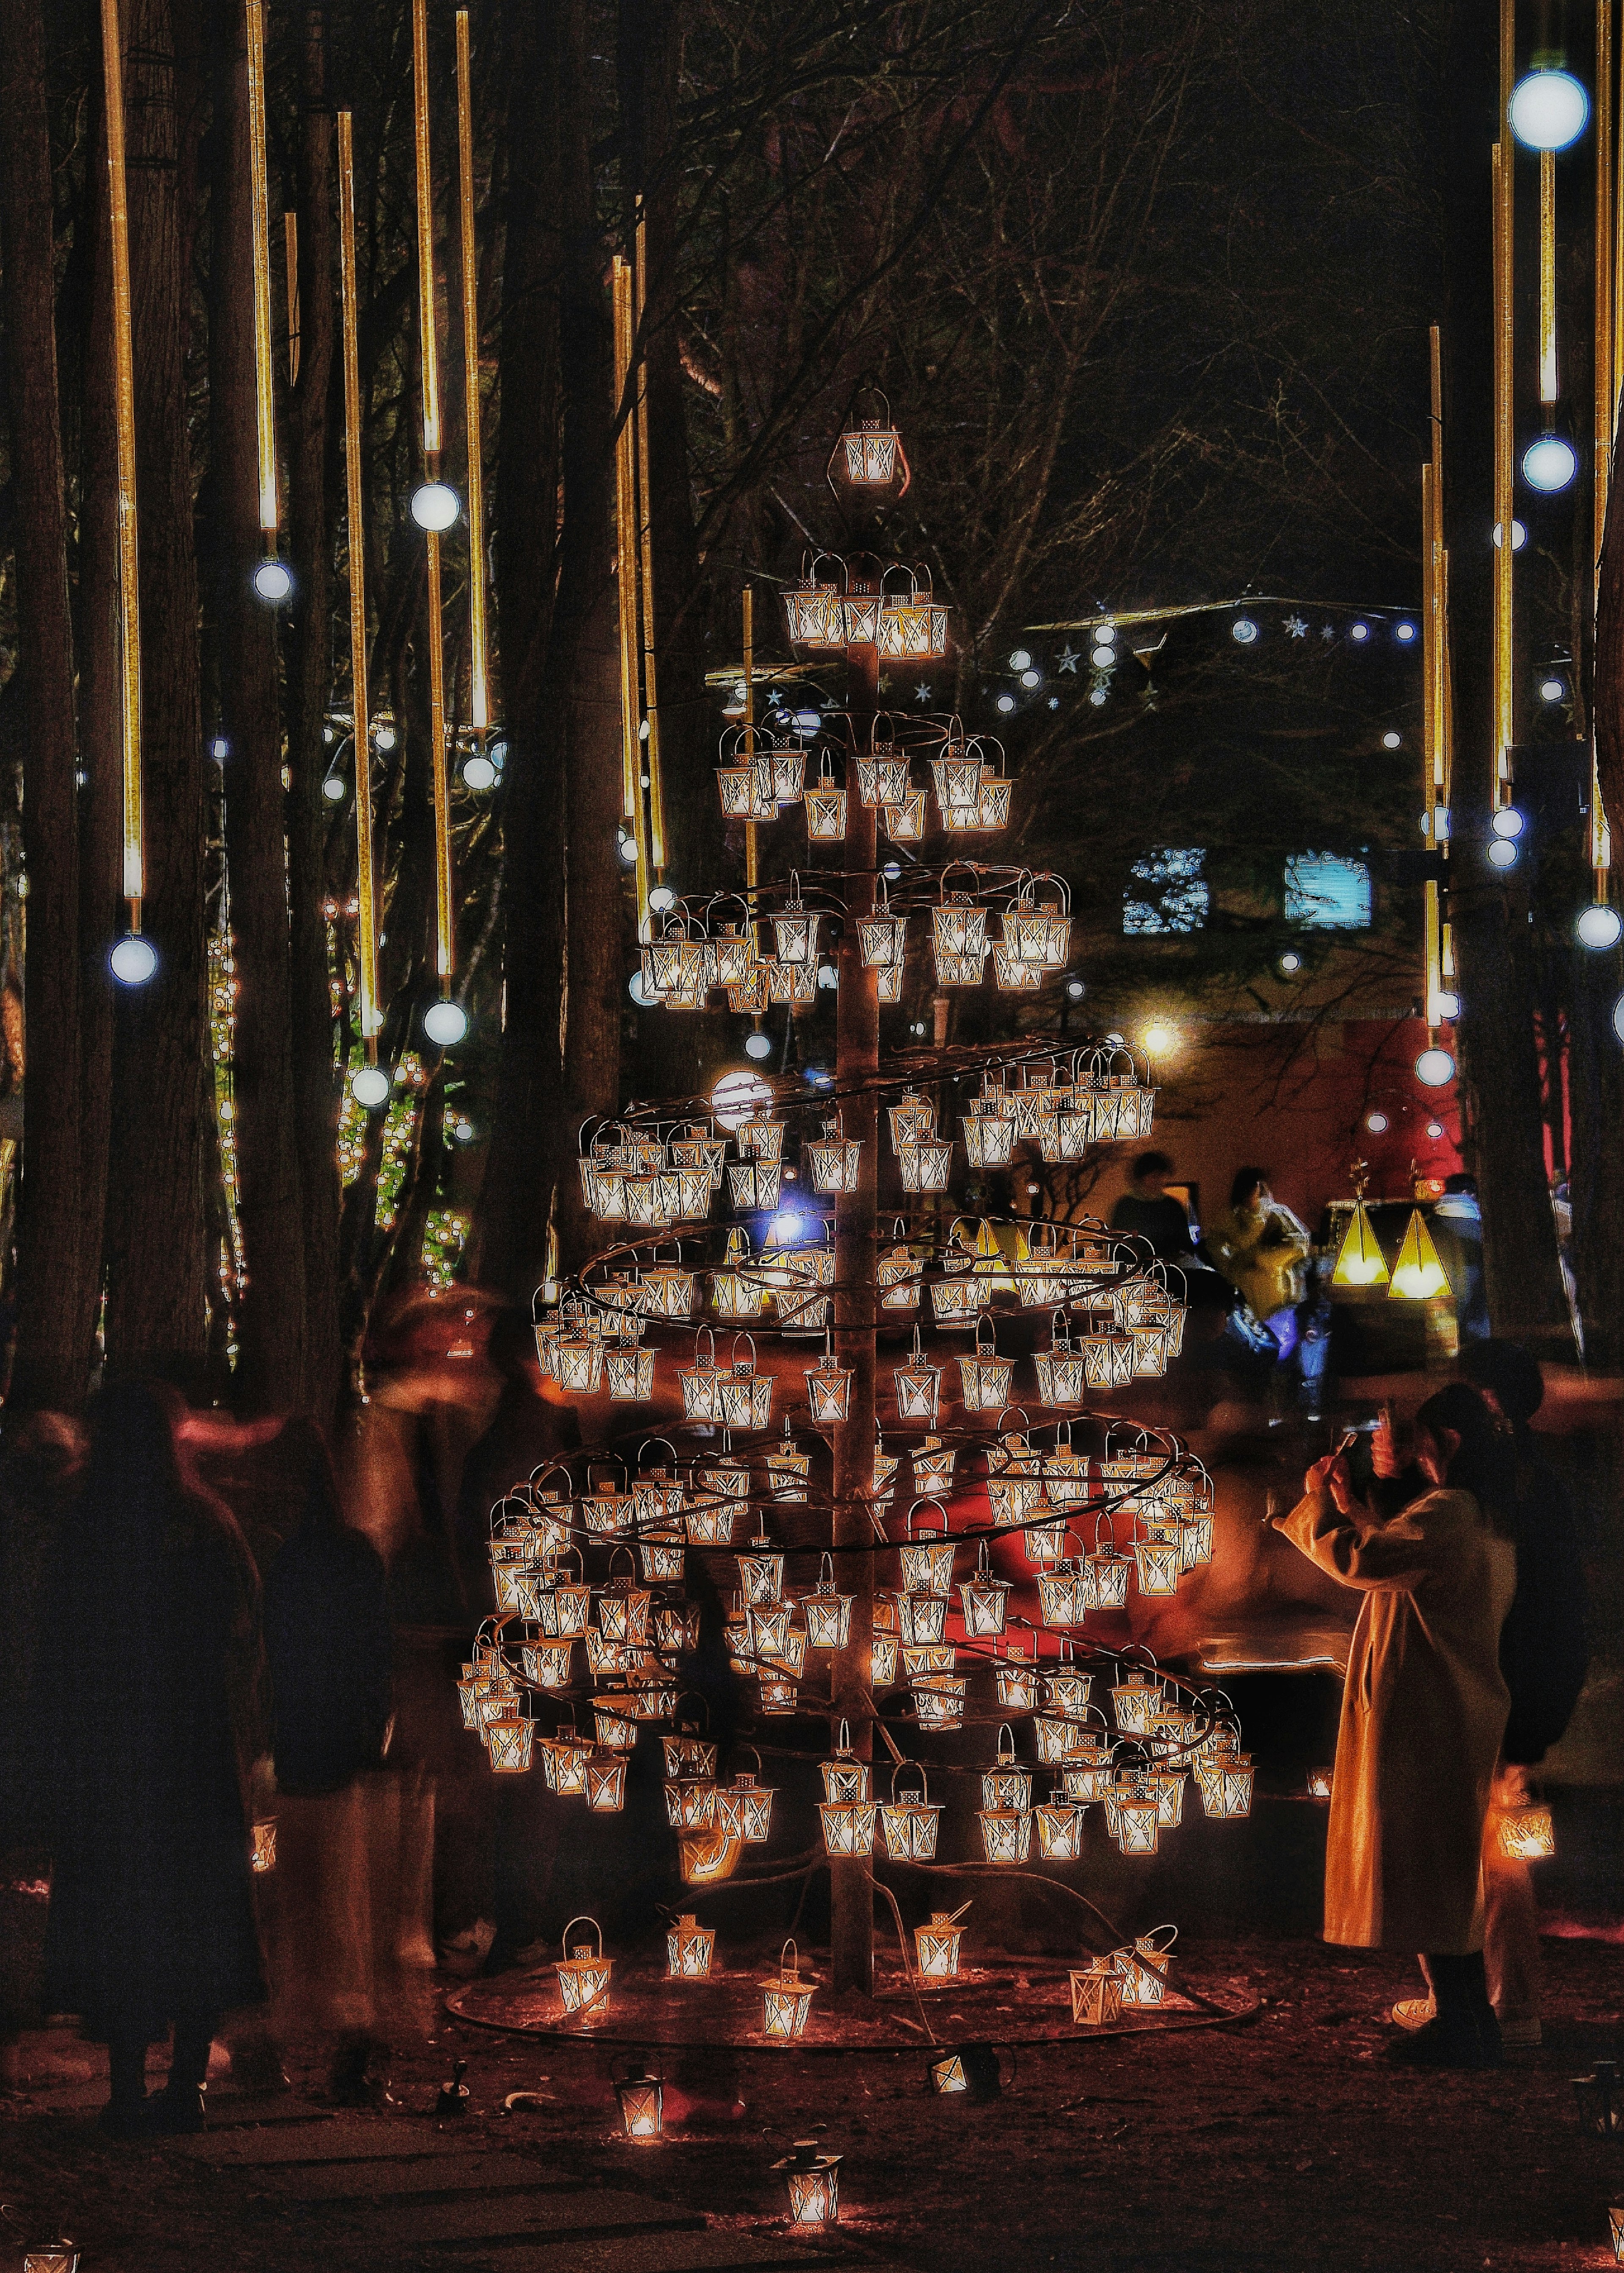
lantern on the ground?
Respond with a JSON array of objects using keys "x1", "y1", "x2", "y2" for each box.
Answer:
[
  {"x1": 251, "y1": 1818, "x2": 278, "y2": 1873},
  {"x1": 555, "y1": 1916, "x2": 612, "y2": 2020},
  {"x1": 804, "y1": 1552, "x2": 854, "y2": 1650},
  {"x1": 1572, "y1": 2062, "x2": 1622, "y2": 2137},
  {"x1": 1497, "y1": 1802, "x2": 1555, "y2": 1859},
  {"x1": 1070, "y1": 1961, "x2": 1124, "y2": 2027},
  {"x1": 774, "y1": 2139, "x2": 842, "y2": 2225},
  {"x1": 666, "y1": 1913, "x2": 716, "y2": 1980},
  {"x1": 613, "y1": 2059, "x2": 663, "y2": 2139},
  {"x1": 1115, "y1": 1924, "x2": 1178, "y2": 2007},
  {"x1": 22, "y1": 2248, "x2": 79, "y2": 2273},
  {"x1": 761, "y1": 1941, "x2": 816, "y2": 2040},
  {"x1": 879, "y1": 1762, "x2": 943, "y2": 1860},
  {"x1": 1609, "y1": 2206, "x2": 1624, "y2": 2265},
  {"x1": 915, "y1": 1908, "x2": 968, "y2": 1980}
]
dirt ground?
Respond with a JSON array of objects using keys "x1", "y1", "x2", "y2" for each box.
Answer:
[{"x1": 3, "y1": 1925, "x2": 1621, "y2": 2273}]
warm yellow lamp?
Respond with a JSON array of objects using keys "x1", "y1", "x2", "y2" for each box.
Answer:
[
  {"x1": 1330, "y1": 1200, "x2": 1388, "y2": 1287},
  {"x1": 1388, "y1": 1208, "x2": 1449, "y2": 1300}
]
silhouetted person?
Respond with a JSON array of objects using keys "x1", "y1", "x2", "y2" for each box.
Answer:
[
  {"x1": 1109, "y1": 1150, "x2": 1196, "y2": 1264},
  {"x1": 1432, "y1": 1172, "x2": 1490, "y2": 1343},
  {"x1": 33, "y1": 1380, "x2": 265, "y2": 2135}
]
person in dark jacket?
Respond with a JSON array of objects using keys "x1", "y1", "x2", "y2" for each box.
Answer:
[
  {"x1": 35, "y1": 1380, "x2": 265, "y2": 2136},
  {"x1": 1109, "y1": 1152, "x2": 1197, "y2": 1264}
]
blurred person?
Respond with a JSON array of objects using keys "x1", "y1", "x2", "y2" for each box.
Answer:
[
  {"x1": 1375, "y1": 1345, "x2": 1588, "y2": 2049},
  {"x1": 1431, "y1": 1172, "x2": 1490, "y2": 1344},
  {"x1": 30, "y1": 1381, "x2": 266, "y2": 2135},
  {"x1": 263, "y1": 1425, "x2": 397, "y2": 2100},
  {"x1": 1273, "y1": 1382, "x2": 1517, "y2": 2068},
  {"x1": 1206, "y1": 1168, "x2": 1312, "y2": 1361},
  {"x1": 1109, "y1": 1151, "x2": 1196, "y2": 1264}
]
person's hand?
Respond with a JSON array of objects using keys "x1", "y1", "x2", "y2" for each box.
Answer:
[
  {"x1": 1372, "y1": 1400, "x2": 1400, "y2": 1479},
  {"x1": 1323, "y1": 1452, "x2": 1357, "y2": 1513},
  {"x1": 1304, "y1": 1453, "x2": 1338, "y2": 1495}
]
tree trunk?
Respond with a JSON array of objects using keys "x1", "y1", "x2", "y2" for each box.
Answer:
[
  {"x1": 1567, "y1": 943, "x2": 1624, "y2": 1365},
  {"x1": 477, "y1": 0, "x2": 565, "y2": 1297},
  {"x1": 284, "y1": 5, "x2": 344, "y2": 1420},
  {"x1": 1438, "y1": 0, "x2": 1570, "y2": 1348},
  {"x1": 0, "y1": 0, "x2": 88, "y2": 1411},
  {"x1": 208, "y1": 0, "x2": 307, "y2": 1413},
  {"x1": 102, "y1": 0, "x2": 212, "y2": 1382}
]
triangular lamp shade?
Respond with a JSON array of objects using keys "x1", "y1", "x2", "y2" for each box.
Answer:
[
  {"x1": 1388, "y1": 1208, "x2": 1449, "y2": 1301},
  {"x1": 1331, "y1": 1200, "x2": 1388, "y2": 1288}
]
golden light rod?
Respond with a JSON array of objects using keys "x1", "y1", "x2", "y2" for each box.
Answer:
[
  {"x1": 245, "y1": 0, "x2": 278, "y2": 541},
  {"x1": 1539, "y1": 148, "x2": 1558, "y2": 406},
  {"x1": 1598, "y1": 0, "x2": 1616, "y2": 890},
  {"x1": 455, "y1": 11, "x2": 490, "y2": 733},
  {"x1": 633, "y1": 201, "x2": 666, "y2": 871},
  {"x1": 338, "y1": 112, "x2": 380, "y2": 1049},
  {"x1": 1492, "y1": 137, "x2": 1515, "y2": 804},
  {"x1": 99, "y1": 0, "x2": 143, "y2": 919},
  {"x1": 411, "y1": 0, "x2": 453, "y2": 983},
  {"x1": 411, "y1": 0, "x2": 440, "y2": 460},
  {"x1": 611, "y1": 256, "x2": 650, "y2": 914},
  {"x1": 743, "y1": 586, "x2": 758, "y2": 897}
]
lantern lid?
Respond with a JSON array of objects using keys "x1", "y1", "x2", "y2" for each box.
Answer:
[{"x1": 774, "y1": 2141, "x2": 840, "y2": 2172}]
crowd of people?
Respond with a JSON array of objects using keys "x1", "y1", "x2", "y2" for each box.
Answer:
[{"x1": 0, "y1": 1284, "x2": 1591, "y2": 2124}]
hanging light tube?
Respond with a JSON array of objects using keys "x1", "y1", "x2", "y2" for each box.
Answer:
[
  {"x1": 455, "y1": 10, "x2": 490, "y2": 735},
  {"x1": 1492, "y1": 137, "x2": 1515, "y2": 808},
  {"x1": 1597, "y1": 0, "x2": 1616, "y2": 896},
  {"x1": 100, "y1": 0, "x2": 144, "y2": 930},
  {"x1": 1539, "y1": 148, "x2": 1558, "y2": 406},
  {"x1": 245, "y1": 0, "x2": 278, "y2": 547},
  {"x1": 612, "y1": 255, "x2": 650, "y2": 917},
  {"x1": 337, "y1": 111, "x2": 380, "y2": 1053},
  {"x1": 285, "y1": 210, "x2": 300, "y2": 385},
  {"x1": 411, "y1": 0, "x2": 454, "y2": 990},
  {"x1": 632, "y1": 199, "x2": 667, "y2": 873}
]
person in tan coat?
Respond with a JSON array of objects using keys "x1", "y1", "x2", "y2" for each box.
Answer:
[{"x1": 1273, "y1": 1381, "x2": 1517, "y2": 2068}]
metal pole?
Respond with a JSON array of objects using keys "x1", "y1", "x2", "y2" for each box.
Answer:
[{"x1": 830, "y1": 631, "x2": 878, "y2": 1997}]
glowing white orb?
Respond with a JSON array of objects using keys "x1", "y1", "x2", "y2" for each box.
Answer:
[
  {"x1": 1350, "y1": 622, "x2": 1370, "y2": 641},
  {"x1": 423, "y1": 999, "x2": 468, "y2": 1047},
  {"x1": 1492, "y1": 807, "x2": 1525, "y2": 839},
  {"x1": 1487, "y1": 838, "x2": 1519, "y2": 868},
  {"x1": 211, "y1": 735, "x2": 230, "y2": 760},
  {"x1": 1435, "y1": 989, "x2": 1460, "y2": 1020},
  {"x1": 1492, "y1": 520, "x2": 1528, "y2": 550},
  {"x1": 1383, "y1": 731, "x2": 1401, "y2": 749},
  {"x1": 1427, "y1": 1121, "x2": 1446, "y2": 1140},
  {"x1": 793, "y1": 709, "x2": 820, "y2": 731},
  {"x1": 1365, "y1": 1110, "x2": 1390, "y2": 1134},
  {"x1": 351, "y1": 1065, "x2": 390, "y2": 1107},
  {"x1": 1509, "y1": 68, "x2": 1590, "y2": 151},
  {"x1": 252, "y1": 556, "x2": 293, "y2": 603},
  {"x1": 1020, "y1": 668, "x2": 1041, "y2": 688},
  {"x1": 1231, "y1": 618, "x2": 1258, "y2": 644},
  {"x1": 1091, "y1": 645, "x2": 1115, "y2": 668},
  {"x1": 1009, "y1": 649, "x2": 1032, "y2": 671},
  {"x1": 647, "y1": 884, "x2": 677, "y2": 914},
  {"x1": 109, "y1": 933, "x2": 157, "y2": 986},
  {"x1": 743, "y1": 1032, "x2": 773, "y2": 1060},
  {"x1": 713, "y1": 1069, "x2": 773, "y2": 1126},
  {"x1": 410, "y1": 480, "x2": 461, "y2": 532},
  {"x1": 462, "y1": 753, "x2": 497, "y2": 790},
  {"x1": 1415, "y1": 1047, "x2": 1455, "y2": 1088},
  {"x1": 1066, "y1": 977, "x2": 1086, "y2": 999},
  {"x1": 323, "y1": 774, "x2": 346, "y2": 802},
  {"x1": 628, "y1": 969, "x2": 659, "y2": 1006},
  {"x1": 1539, "y1": 677, "x2": 1565, "y2": 703},
  {"x1": 1577, "y1": 903, "x2": 1623, "y2": 949},
  {"x1": 1088, "y1": 686, "x2": 1108, "y2": 707},
  {"x1": 1279, "y1": 951, "x2": 1302, "y2": 975},
  {"x1": 1522, "y1": 434, "x2": 1578, "y2": 492},
  {"x1": 1394, "y1": 621, "x2": 1417, "y2": 643},
  {"x1": 996, "y1": 694, "x2": 1016, "y2": 713},
  {"x1": 1144, "y1": 1021, "x2": 1179, "y2": 1056},
  {"x1": 1613, "y1": 989, "x2": 1624, "y2": 1044}
]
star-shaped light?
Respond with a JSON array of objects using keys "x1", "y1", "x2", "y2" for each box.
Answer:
[
  {"x1": 1058, "y1": 645, "x2": 1080, "y2": 673},
  {"x1": 1283, "y1": 615, "x2": 1307, "y2": 639},
  {"x1": 915, "y1": 683, "x2": 932, "y2": 703},
  {"x1": 1320, "y1": 624, "x2": 1336, "y2": 641}
]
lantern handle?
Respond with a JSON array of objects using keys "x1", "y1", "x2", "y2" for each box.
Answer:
[
  {"x1": 800, "y1": 547, "x2": 848, "y2": 589},
  {"x1": 607, "y1": 1543, "x2": 637, "y2": 1584},
  {"x1": 995, "y1": 1405, "x2": 1032, "y2": 1436},
  {"x1": 779, "y1": 1935, "x2": 801, "y2": 1983},
  {"x1": 996, "y1": 1721, "x2": 1016, "y2": 1765},
  {"x1": 974, "y1": 1310, "x2": 996, "y2": 1361},
  {"x1": 733, "y1": 1741, "x2": 763, "y2": 1782},
  {"x1": 1056, "y1": 1634, "x2": 1075, "y2": 1667},
  {"x1": 529, "y1": 1459, "x2": 575, "y2": 1499},
  {"x1": 637, "y1": 1435, "x2": 678, "y2": 1471},
  {"x1": 889, "y1": 1757, "x2": 928, "y2": 1803},
  {"x1": 904, "y1": 1496, "x2": 949, "y2": 1541},
  {"x1": 672, "y1": 1689, "x2": 710, "y2": 1733},
  {"x1": 938, "y1": 858, "x2": 979, "y2": 904},
  {"x1": 730, "y1": 1331, "x2": 759, "y2": 1375},
  {"x1": 1139, "y1": 1922, "x2": 1179, "y2": 1956},
  {"x1": 560, "y1": 1913, "x2": 604, "y2": 1960},
  {"x1": 1092, "y1": 1510, "x2": 1117, "y2": 1554},
  {"x1": 833, "y1": 1717, "x2": 853, "y2": 1754}
]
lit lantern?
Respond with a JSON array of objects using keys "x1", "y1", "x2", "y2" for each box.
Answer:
[
  {"x1": 782, "y1": 555, "x2": 849, "y2": 648},
  {"x1": 931, "y1": 894, "x2": 988, "y2": 961},
  {"x1": 978, "y1": 1805, "x2": 1034, "y2": 1864},
  {"x1": 582, "y1": 1479, "x2": 634, "y2": 1538},
  {"x1": 549, "y1": 1730, "x2": 594, "y2": 1796},
  {"x1": 975, "y1": 764, "x2": 1012, "y2": 831},
  {"x1": 1061, "y1": 1741, "x2": 1116, "y2": 1804},
  {"x1": 521, "y1": 1639, "x2": 573, "y2": 1689},
  {"x1": 551, "y1": 1330, "x2": 606, "y2": 1394},
  {"x1": 1196, "y1": 1753, "x2": 1255, "y2": 1820},
  {"x1": 22, "y1": 2248, "x2": 79, "y2": 2273},
  {"x1": 959, "y1": 1540, "x2": 1010, "y2": 1636},
  {"x1": 1035, "y1": 1791, "x2": 1086, "y2": 1860},
  {"x1": 882, "y1": 788, "x2": 927, "y2": 841},
  {"x1": 1107, "y1": 1779, "x2": 1162, "y2": 1856},
  {"x1": 729, "y1": 963, "x2": 771, "y2": 1013},
  {"x1": 1148, "y1": 1766, "x2": 1188, "y2": 1826},
  {"x1": 1388, "y1": 1207, "x2": 1450, "y2": 1300},
  {"x1": 913, "y1": 1670, "x2": 967, "y2": 1729},
  {"x1": 854, "y1": 749, "x2": 911, "y2": 808},
  {"x1": 768, "y1": 744, "x2": 806, "y2": 804},
  {"x1": 716, "y1": 754, "x2": 775, "y2": 818},
  {"x1": 1610, "y1": 2207, "x2": 1624, "y2": 2265},
  {"x1": 958, "y1": 1318, "x2": 1015, "y2": 1413},
  {"x1": 728, "y1": 1159, "x2": 783, "y2": 1210},
  {"x1": 805, "y1": 757, "x2": 848, "y2": 840},
  {"x1": 897, "y1": 1135, "x2": 954, "y2": 1192},
  {"x1": 994, "y1": 1641, "x2": 1040, "y2": 1712},
  {"x1": 774, "y1": 2139, "x2": 841, "y2": 2224},
  {"x1": 931, "y1": 741, "x2": 982, "y2": 813},
  {"x1": 1085, "y1": 1530, "x2": 1133, "y2": 1609},
  {"x1": 1110, "y1": 1665, "x2": 1165, "y2": 1735},
  {"x1": 661, "y1": 1724, "x2": 719, "y2": 1780},
  {"x1": 766, "y1": 958, "x2": 817, "y2": 1008},
  {"x1": 821, "y1": 1721, "x2": 871, "y2": 1805},
  {"x1": 894, "y1": 1330, "x2": 943, "y2": 1423},
  {"x1": 684, "y1": 1490, "x2": 740, "y2": 1548},
  {"x1": 748, "y1": 1601, "x2": 796, "y2": 1662},
  {"x1": 738, "y1": 1114, "x2": 785, "y2": 1161},
  {"x1": 898, "y1": 1502, "x2": 955, "y2": 1596},
  {"x1": 896, "y1": 1588, "x2": 948, "y2": 1646},
  {"x1": 991, "y1": 942, "x2": 1043, "y2": 992},
  {"x1": 251, "y1": 1818, "x2": 278, "y2": 1873},
  {"x1": 613, "y1": 2059, "x2": 664, "y2": 2139},
  {"x1": 678, "y1": 1827, "x2": 742, "y2": 1884},
  {"x1": 593, "y1": 1694, "x2": 640, "y2": 1752},
  {"x1": 1330, "y1": 1197, "x2": 1389, "y2": 1287},
  {"x1": 1306, "y1": 1766, "x2": 1333, "y2": 1801},
  {"x1": 962, "y1": 1108, "x2": 1016, "y2": 1167},
  {"x1": 1572, "y1": 2062, "x2": 1623, "y2": 2137},
  {"x1": 605, "y1": 1344, "x2": 657, "y2": 1400},
  {"x1": 760, "y1": 1940, "x2": 817, "y2": 2041},
  {"x1": 857, "y1": 910, "x2": 906, "y2": 968},
  {"x1": 771, "y1": 898, "x2": 819, "y2": 967},
  {"x1": 834, "y1": 390, "x2": 909, "y2": 489},
  {"x1": 719, "y1": 1342, "x2": 774, "y2": 1430},
  {"x1": 807, "y1": 1120, "x2": 862, "y2": 1191},
  {"x1": 1081, "y1": 1331, "x2": 1137, "y2": 1391},
  {"x1": 1037, "y1": 1557, "x2": 1092, "y2": 1628},
  {"x1": 1044, "y1": 1657, "x2": 1092, "y2": 1718},
  {"x1": 715, "y1": 1760, "x2": 776, "y2": 1842},
  {"x1": 806, "y1": 1343, "x2": 855, "y2": 1424},
  {"x1": 766, "y1": 1420, "x2": 811, "y2": 1502},
  {"x1": 878, "y1": 1238, "x2": 924, "y2": 1312},
  {"x1": 679, "y1": 1332, "x2": 725, "y2": 1419},
  {"x1": 1497, "y1": 1802, "x2": 1556, "y2": 1859},
  {"x1": 982, "y1": 1724, "x2": 1033, "y2": 1812},
  {"x1": 666, "y1": 1912, "x2": 716, "y2": 1979},
  {"x1": 1133, "y1": 1533, "x2": 1182, "y2": 1596},
  {"x1": 819, "y1": 1792, "x2": 878, "y2": 1856},
  {"x1": 585, "y1": 1751, "x2": 629, "y2": 1812},
  {"x1": 876, "y1": 1761, "x2": 942, "y2": 1861},
  {"x1": 555, "y1": 1916, "x2": 613, "y2": 2020},
  {"x1": 738, "y1": 1529, "x2": 786, "y2": 1605},
  {"x1": 804, "y1": 1554, "x2": 855, "y2": 1649},
  {"x1": 664, "y1": 1776, "x2": 718, "y2": 1832},
  {"x1": 485, "y1": 1714, "x2": 537, "y2": 1773},
  {"x1": 872, "y1": 1631, "x2": 899, "y2": 1684},
  {"x1": 1003, "y1": 883, "x2": 1072, "y2": 969},
  {"x1": 709, "y1": 928, "x2": 757, "y2": 992},
  {"x1": 1115, "y1": 1924, "x2": 1178, "y2": 2006},
  {"x1": 1070, "y1": 1960, "x2": 1125, "y2": 2027},
  {"x1": 877, "y1": 568, "x2": 949, "y2": 659},
  {"x1": 640, "y1": 1260, "x2": 698, "y2": 1319}
]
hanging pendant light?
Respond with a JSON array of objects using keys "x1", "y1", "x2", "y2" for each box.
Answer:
[{"x1": 1388, "y1": 1208, "x2": 1450, "y2": 1299}]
